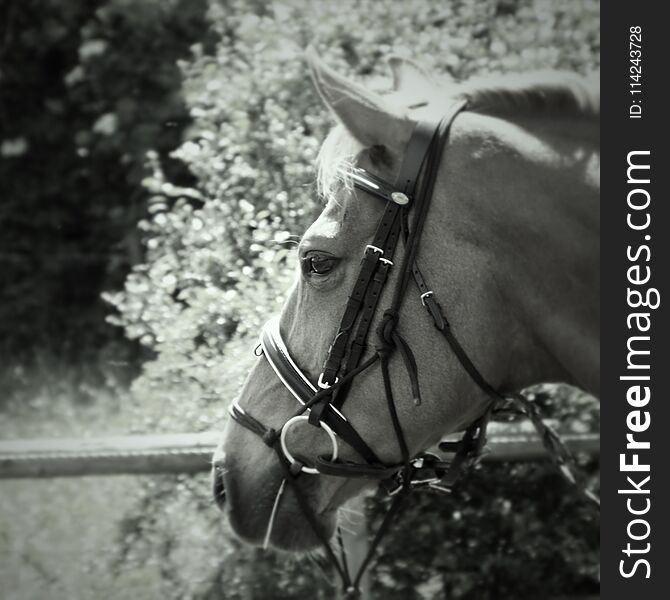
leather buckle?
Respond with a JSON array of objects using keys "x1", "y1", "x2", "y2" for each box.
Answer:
[
  {"x1": 420, "y1": 290, "x2": 434, "y2": 306},
  {"x1": 317, "y1": 372, "x2": 339, "y2": 389}
]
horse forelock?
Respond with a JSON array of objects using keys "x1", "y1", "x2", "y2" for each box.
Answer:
[{"x1": 315, "y1": 125, "x2": 362, "y2": 205}]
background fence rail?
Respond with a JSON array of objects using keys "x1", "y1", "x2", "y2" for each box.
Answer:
[{"x1": 0, "y1": 424, "x2": 598, "y2": 479}]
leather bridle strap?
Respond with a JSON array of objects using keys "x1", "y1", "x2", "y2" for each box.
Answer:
[
  {"x1": 231, "y1": 102, "x2": 475, "y2": 598},
  {"x1": 228, "y1": 94, "x2": 599, "y2": 598},
  {"x1": 316, "y1": 120, "x2": 439, "y2": 416},
  {"x1": 311, "y1": 101, "x2": 470, "y2": 481},
  {"x1": 330, "y1": 119, "x2": 454, "y2": 410},
  {"x1": 395, "y1": 120, "x2": 442, "y2": 195},
  {"x1": 317, "y1": 203, "x2": 403, "y2": 388},
  {"x1": 389, "y1": 109, "x2": 461, "y2": 311},
  {"x1": 260, "y1": 317, "x2": 382, "y2": 465},
  {"x1": 309, "y1": 203, "x2": 404, "y2": 427},
  {"x1": 326, "y1": 209, "x2": 403, "y2": 411}
]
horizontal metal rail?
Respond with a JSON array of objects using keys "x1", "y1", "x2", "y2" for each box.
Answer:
[{"x1": 0, "y1": 424, "x2": 598, "y2": 479}]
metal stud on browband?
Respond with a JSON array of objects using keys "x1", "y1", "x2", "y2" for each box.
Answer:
[
  {"x1": 280, "y1": 415, "x2": 338, "y2": 475},
  {"x1": 391, "y1": 191, "x2": 409, "y2": 205}
]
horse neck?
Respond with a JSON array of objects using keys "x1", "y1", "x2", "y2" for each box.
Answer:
[{"x1": 424, "y1": 110, "x2": 599, "y2": 398}]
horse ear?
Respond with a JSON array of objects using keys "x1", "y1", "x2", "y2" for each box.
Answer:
[
  {"x1": 306, "y1": 48, "x2": 413, "y2": 149},
  {"x1": 387, "y1": 55, "x2": 437, "y2": 91},
  {"x1": 387, "y1": 55, "x2": 451, "y2": 109}
]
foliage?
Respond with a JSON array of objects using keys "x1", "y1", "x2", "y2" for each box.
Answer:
[
  {"x1": 0, "y1": 0, "x2": 209, "y2": 371},
  {"x1": 106, "y1": 0, "x2": 600, "y2": 402},
  {"x1": 369, "y1": 387, "x2": 600, "y2": 599},
  {"x1": 2, "y1": 0, "x2": 600, "y2": 598}
]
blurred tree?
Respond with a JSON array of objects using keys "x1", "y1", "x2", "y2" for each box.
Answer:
[{"x1": 0, "y1": 0, "x2": 210, "y2": 371}]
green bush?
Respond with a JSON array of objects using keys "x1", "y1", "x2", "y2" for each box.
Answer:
[{"x1": 102, "y1": 0, "x2": 600, "y2": 598}]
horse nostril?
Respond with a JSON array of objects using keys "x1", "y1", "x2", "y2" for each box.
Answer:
[{"x1": 212, "y1": 462, "x2": 226, "y2": 510}]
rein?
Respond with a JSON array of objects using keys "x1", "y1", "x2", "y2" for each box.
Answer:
[{"x1": 229, "y1": 100, "x2": 598, "y2": 597}]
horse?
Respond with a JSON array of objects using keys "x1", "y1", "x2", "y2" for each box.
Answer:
[{"x1": 214, "y1": 51, "x2": 599, "y2": 567}]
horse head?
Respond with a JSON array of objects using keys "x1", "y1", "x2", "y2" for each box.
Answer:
[{"x1": 214, "y1": 52, "x2": 599, "y2": 553}]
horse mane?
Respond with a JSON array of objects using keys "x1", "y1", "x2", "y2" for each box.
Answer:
[
  {"x1": 315, "y1": 70, "x2": 599, "y2": 201},
  {"x1": 455, "y1": 70, "x2": 599, "y2": 118}
]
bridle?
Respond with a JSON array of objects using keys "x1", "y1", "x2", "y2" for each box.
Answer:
[{"x1": 227, "y1": 100, "x2": 597, "y2": 597}]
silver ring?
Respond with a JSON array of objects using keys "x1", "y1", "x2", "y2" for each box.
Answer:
[{"x1": 280, "y1": 415, "x2": 338, "y2": 475}]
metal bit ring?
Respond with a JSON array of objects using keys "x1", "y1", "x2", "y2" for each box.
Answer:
[{"x1": 280, "y1": 415, "x2": 338, "y2": 475}]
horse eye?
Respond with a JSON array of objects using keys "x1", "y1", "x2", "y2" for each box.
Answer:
[{"x1": 304, "y1": 255, "x2": 336, "y2": 276}]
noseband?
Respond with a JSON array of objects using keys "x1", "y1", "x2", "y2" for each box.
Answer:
[{"x1": 228, "y1": 100, "x2": 595, "y2": 596}]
